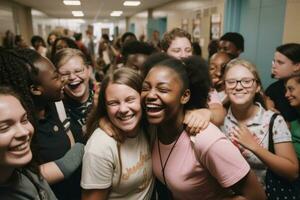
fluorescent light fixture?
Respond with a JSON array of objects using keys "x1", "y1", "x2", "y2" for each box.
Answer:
[
  {"x1": 123, "y1": 1, "x2": 141, "y2": 6},
  {"x1": 63, "y1": 0, "x2": 81, "y2": 5},
  {"x1": 110, "y1": 11, "x2": 123, "y2": 17},
  {"x1": 72, "y1": 11, "x2": 84, "y2": 17}
]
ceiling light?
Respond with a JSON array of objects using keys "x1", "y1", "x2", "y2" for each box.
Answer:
[
  {"x1": 63, "y1": 0, "x2": 81, "y2": 6},
  {"x1": 110, "y1": 11, "x2": 123, "y2": 17},
  {"x1": 123, "y1": 1, "x2": 141, "y2": 6},
  {"x1": 72, "y1": 11, "x2": 84, "y2": 17}
]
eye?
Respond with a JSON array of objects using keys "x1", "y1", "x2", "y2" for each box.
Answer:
[
  {"x1": 142, "y1": 83, "x2": 150, "y2": 91},
  {"x1": 106, "y1": 100, "x2": 119, "y2": 106},
  {"x1": 157, "y1": 87, "x2": 170, "y2": 93},
  {"x1": 21, "y1": 114, "x2": 29, "y2": 124},
  {"x1": 0, "y1": 124, "x2": 9, "y2": 133},
  {"x1": 126, "y1": 96, "x2": 136, "y2": 103}
]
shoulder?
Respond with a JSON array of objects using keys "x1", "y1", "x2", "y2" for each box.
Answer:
[
  {"x1": 192, "y1": 123, "x2": 227, "y2": 152},
  {"x1": 85, "y1": 128, "x2": 117, "y2": 154}
]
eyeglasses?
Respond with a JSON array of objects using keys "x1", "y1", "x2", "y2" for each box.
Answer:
[
  {"x1": 225, "y1": 78, "x2": 256, "y2": 89},
  {"x1": 59, "y1": 67, "x2": 85, "y2": 79}
]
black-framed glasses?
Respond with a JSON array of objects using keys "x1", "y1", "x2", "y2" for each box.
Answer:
[{"x1": 225, "y1": 78, "x2": 256, "y2": 89}]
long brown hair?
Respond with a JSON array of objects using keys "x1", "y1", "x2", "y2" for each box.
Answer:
[{"x1": 85, "y1": 67, "x2": 143, "y2": 141}]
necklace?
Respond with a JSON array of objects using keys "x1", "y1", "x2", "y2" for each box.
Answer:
[{"x1": 157, "y1": 134, "x2": 180, "y2": 189}]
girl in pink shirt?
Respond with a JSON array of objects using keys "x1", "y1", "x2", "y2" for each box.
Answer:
[{"x1": 141, "y1": 56, "x2": 265, "y2": 200}]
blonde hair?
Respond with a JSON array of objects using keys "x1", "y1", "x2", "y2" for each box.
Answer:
[{"x1": 52, "y1": 48, "x2": 88, "y2": 69}]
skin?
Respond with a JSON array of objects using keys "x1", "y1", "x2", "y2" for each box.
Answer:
[
  {"x1": 58, "y1": 56, "x2": 91, "y2": 103},
  {"x1": 209, "y1": 52, "x2": 231, "y2": 89},
  {"x1": 32, "y1": 56, "x2": 65, "y2": 103},
  {"x1": 125, "y1": 54, "x2": 148, "y2": 73},
  {"x1": 82, "y1": 82, "x2": 143, "y2": 200},
  {"x1": 142, "y1": 66, "x2": 266, "y2": 200},
  {"x1": 272, "y1": 51, "x2": 300, "y2": 79},
  {"x1": 225, "y1": 65, "x2": 299, "y2": 181},
  {"x1": 166, "y1": 36, "x2": 226, "y2": 130},
  {"x1": 166, "y1": 37, "x2": 193, "y2": 59},
  {"x1": 0, "y1": 95, "x2": 34, "y2": 184},
  {"x1": 285, "y1": 77, "x2": 300, "y2": 109},
  {"x1": 218, "y1": 40, "x2": 241, "y2": 58}
]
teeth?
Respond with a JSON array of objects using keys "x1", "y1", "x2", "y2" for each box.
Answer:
[
  {"x1": 69, "y1": 82, "x2": 80, "y2": 86},
  {"x1": 12, "y1": 142, "x2": 28, "y2": 151},
  {"x1": 118, "y1": 115, "x2": 133, "y2": 121},
  {"x1": 146, "y1": 104, "x2": 161, "y2": 109}
]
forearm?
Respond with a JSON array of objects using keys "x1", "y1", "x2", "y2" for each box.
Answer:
[
  {"x1": 251, "y1": 144, "x2": 298, "y2": 180},
  {"x1": 209, "y1": 103, "x2": 226, "y2": 126},
  {"x1": 40, "y1": 162, "x2": 64, "y2": 184}
]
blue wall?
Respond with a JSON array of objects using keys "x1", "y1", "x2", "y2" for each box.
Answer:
[
  {"x1": 224, "y1": 0, "x2": 286, "y2": 89},
  {"x1": 147, "y1": 17, "x2": 167, "y2": 39}
]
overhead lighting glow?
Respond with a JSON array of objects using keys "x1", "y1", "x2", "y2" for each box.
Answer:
[
  {"x1": 110, "y1": 11, "x2": 123, "y2": 17},
  {"x1": 63, "y1": 0, "x2": 81, "y2": 6},
  {"x1": 72, "y1": 11, "x2": 84, "y2": 17},
  {"x1": 123, "y1": 1, "x2": 141, "y2": 6}
]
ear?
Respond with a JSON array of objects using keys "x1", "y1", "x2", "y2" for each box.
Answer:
[
  {"x1": 180, "y1": 89, "x2": 191, "y2": 105},
  {"x1": 255, "y1": 84, "x2": 261, "y2": 94},
  {"x1": 293, "y1": 63, "x2": 300, "y2": 73},
  {"x1": 30, "y1": 84, "x2": 43, "y2": 96}
]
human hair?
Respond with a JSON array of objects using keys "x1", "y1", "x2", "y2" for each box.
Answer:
[
  {"x1": 121, "y1": 32, "x2": 137, "y2": 44},
  {"x1": 224, "y1": 58, "x2": 266, "y2": 108},
  {"x1": 51, "y1": 37, "x2": 79, "y2": 61},
  {"x1": 86, "y1": 67, "x2": 143, "y2": 141},
  {"x1": 284, "y1": 72, "x2": 300, "y2": 84},
  {"x1": 0, "y1": 48, "x2": 36, "y2": 121},
  {"x1": 208, "y1": 39, "x2": 219, "y2": 59},
  {"x1": 47, "y1": 32, "x2": 58, "y2": 46},
  {"x1": 73, "y1": 33, "x2": 82, "y2": 41},
  {"x1": 276, "y1": 43, "x2": 300, "y2": 64},
  {"x1": 121, "y1": 41, "x2": 156, "y2": 62},
  {"x1": 102, "y1": 34, "x2": 110, "y2": 42},
  {"x1": 52, "y1": 48, "x2": 88, "y2": 69},
  {"x1": 220, "y1": 32, "x2": 244, "y2": 52},
  {"x1": 142, "y1": 52, "x2": 172, "y2": 78},
  {"x1": 14, "y1": 35, "x2": 23, "y2": 46},
  {"x1": 152, "y1": 56, "x2": 210, "y2": 110},
  {"x1": 14, "y1": 48, "x2": 44, "y2": 86},
  {"x1": 192, "y1": 42, "x2": 202, "y2": 56},
  {"x1": 31, "y1": 35, "x2": 46, "y2": 48},
  {"x1": 161, "y1": 28, "x2": 192, "y2": 52}
]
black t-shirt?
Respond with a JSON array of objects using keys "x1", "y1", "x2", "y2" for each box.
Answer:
[
  {"x1": 35, "y1": 102, "x2": 81, "y2": 200},
  {"x1": 63, "y1": 90, "x2": 93, "y2": 144},
  {"x1": 265, "y1": 80, "x2": 300, "y2": 122}
]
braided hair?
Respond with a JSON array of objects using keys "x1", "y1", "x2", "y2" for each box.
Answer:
[{"x1": 0, "y1": 48, "x2": 36, "y2": 121}]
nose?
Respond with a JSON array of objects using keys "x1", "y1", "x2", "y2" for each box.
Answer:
[
  {"x1": 15, "y1": 123, "x2": 31, "y2": 139},
  {"x1": 119, "y1": 102, "x2": 129, "y2": 113},
  {"x1": 285, "y1": 90, "x2": 290, "y2": 98},
  {"x1": 145, "y1": 89, "x2": 158, "y2": 101}
]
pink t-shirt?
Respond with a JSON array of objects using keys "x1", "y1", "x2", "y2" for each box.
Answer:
[{"x1": 152, "y1": 123, "x2": 250, "y2": 200}]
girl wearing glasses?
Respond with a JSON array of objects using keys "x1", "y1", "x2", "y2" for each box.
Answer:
[{"x1": 222, "y1": 58, "x2": 298, "y2": 187}]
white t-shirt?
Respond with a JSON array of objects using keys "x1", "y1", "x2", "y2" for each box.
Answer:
[{"x1": 81, "y1": 128, "x2": 154, "y2": 200}]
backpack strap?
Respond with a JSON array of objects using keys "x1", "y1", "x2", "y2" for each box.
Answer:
[
  {"x1": 55, "y1": 101, "x2": 75, "y2": 146},
  {"x1": 268, "y1": 113, "x2": 280, "y2": 153}
]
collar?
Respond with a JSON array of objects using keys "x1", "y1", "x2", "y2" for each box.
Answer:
[{"x1": 227, "y1": 102, "x2": 265, "y2": 126}]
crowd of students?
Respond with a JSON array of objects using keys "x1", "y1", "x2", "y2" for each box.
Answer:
[{"x1": 0, "y1": 27, "x2": 300, "y2": 200}]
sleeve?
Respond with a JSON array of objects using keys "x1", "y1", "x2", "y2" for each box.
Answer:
[
  {"x1": 272, "y1": 114, "x2": 292, "y2": 143},
  {"x1": 194, "y1": 125, "x2": 250, "y2": 188},
  {"x1": 81, "y1": 136, "x2": 116, "y2": 189}
]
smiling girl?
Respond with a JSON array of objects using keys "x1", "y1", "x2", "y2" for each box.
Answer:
[
  {"x1": 0, "y1": 86, "x2": 57, "y2": 200},
  {"x1": 142, "y1": 57, "x2": 265, "y2": 200},
  {"x1": 222, "y1": 58, "x2": 298, "y2": 189}
]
